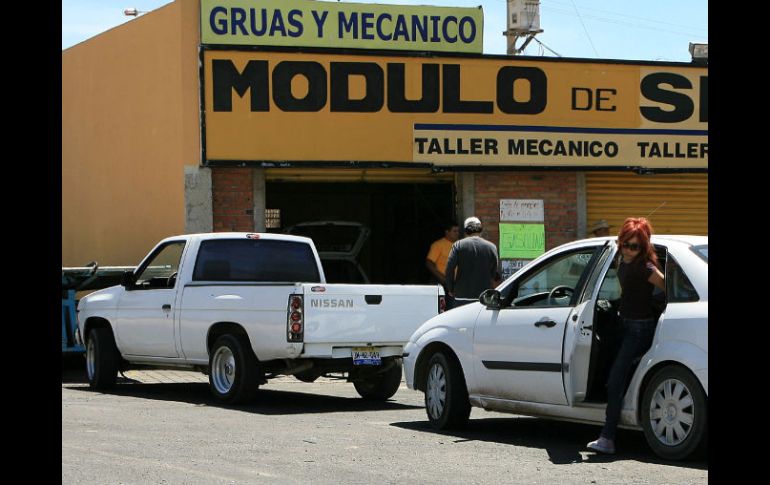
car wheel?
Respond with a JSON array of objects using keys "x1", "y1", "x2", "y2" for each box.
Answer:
[
  {"x1": 209, "y1": 334, "x2": 260, "y2": 404},
  {"x1": 425, "y1": 352, "x2": 471, "y2": 429},
  {"x1": 641, "y1": 365, "x2": 707, "y2": 461},
  {"x1": 86, "y1": 327, "x2": 119, "y2": 390},
  {"x1": 353, "y1": 360, "x2": 403, "y2": 400}
]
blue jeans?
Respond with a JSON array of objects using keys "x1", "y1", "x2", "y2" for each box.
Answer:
[{"x1": 600, "y1": 317, "x2": 657, "y2": 441}]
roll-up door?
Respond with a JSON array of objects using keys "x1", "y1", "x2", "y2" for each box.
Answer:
[
  {"x1": 586, "y1": 172, "x2": 707, "y2": 235},
  {"x1": 265, "y1": 168, "x2": 454, "y2": 183}
]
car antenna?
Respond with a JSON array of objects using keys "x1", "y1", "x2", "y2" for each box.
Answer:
[{"x1": 645, "y1": 201, "x2": 667, "y2": 218}]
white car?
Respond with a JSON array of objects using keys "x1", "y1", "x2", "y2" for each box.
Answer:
[{"x1": 403, "y1": 236, "x2": 707, "y2": 461}]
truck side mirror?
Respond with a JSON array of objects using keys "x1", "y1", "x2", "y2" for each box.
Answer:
[
  {"x1": 479, "y1": 289, "x2": 502, "y2": 309},
  {"x1": 121, "y1": 271, "x2": 137, "y2": 290}
]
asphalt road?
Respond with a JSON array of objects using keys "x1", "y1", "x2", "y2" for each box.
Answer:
[{"x1": 62, "y1": 358, "x2": 707, "y2": 484}]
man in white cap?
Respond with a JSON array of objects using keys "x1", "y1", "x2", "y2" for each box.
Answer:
[
  {"x1": 445, "y1": 216, "x2": 499, "y2": 309},
  {"x1": 590, "y1": 219, "x2": 611, "y2": 237}
]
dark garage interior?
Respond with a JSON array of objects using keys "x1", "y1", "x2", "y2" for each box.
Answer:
[{"x1": 267, "y1": 182, "x2": 455, "y2": 284}]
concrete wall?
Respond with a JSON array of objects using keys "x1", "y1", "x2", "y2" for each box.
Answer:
[{"x1": 62, "y1": 0, "x2": 201, "y2": 266}]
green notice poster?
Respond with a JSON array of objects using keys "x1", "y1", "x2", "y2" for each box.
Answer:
[{"x1": 499, "y1": 224, "x2": 545, "y2": 259}]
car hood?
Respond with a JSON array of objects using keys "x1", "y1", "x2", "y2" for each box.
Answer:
[
  {"x1": 285, "y1": 221, "x2": 370, "y2": 259},
  {"x1": 409, "y1": 301, "x2": 484, "y2": 343},
  {"x1": 78, "y1": 285, "x2": 122, "y2": 311}
]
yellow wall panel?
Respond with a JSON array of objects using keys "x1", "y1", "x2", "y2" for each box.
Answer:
[{"x1": 586, "y1": 172, "x2": 707, "y2": 236}]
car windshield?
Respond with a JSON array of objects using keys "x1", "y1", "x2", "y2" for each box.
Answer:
[{"x1": 691, "y1": 244, "x2": 708, "y2": 263}]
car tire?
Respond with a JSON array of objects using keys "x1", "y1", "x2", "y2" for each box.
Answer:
[
  {"x1": 425, "y1": 352, "x2": 471, "y2": 429},
  {"x1": 209, "y1": 334, "x2": 260, "y2": 404},
  {"x1": 86, "y1": 327, "x2": 119, "y2": 390},
  {"x1": 641, "y1": 365, "x2": 707, "y2": 461},
  {"x1": 353, "y1": 360, "x2": 403, "y2": 401}
]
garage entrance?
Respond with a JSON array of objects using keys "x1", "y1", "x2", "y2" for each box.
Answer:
[{"x1": 266, "y1": 179, "x2": 455, "y2": 284}]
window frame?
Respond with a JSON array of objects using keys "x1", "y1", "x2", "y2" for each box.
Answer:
[{"x1": 133, "y1": 240, "x2": 187, "y2": 290}]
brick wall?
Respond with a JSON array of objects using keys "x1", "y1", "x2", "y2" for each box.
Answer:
[
  {"x1": 474, "y1": 172, "x2": 578, "y2": 251},
  {"x1": 212, "y1": 168, "x2": 254, "y2": 232}
]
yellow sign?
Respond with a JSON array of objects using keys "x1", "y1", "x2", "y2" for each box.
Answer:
[
  {"x1": 201, "y1": 0, "x2": 483, "y2": 53},
  {"x1": 499, "y1": 224, "x2": 545, "y2": 259},
  {"x1": 202, "y1": 50, "x2": 708, "y2": 169}
]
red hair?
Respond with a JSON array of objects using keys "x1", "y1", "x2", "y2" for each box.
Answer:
[{"x1": 617, "y1": 217, "x2": 659, "y2": 269}]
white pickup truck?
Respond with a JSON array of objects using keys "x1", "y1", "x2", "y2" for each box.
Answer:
[{"x1": 76, "y1": 232, "x2": 445, "y2": 403}]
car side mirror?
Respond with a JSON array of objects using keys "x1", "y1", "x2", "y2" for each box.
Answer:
[
  {"x1": 121, "y1": 271, "x2": 137, "y2": 290},
  {"x1": 479, "y1": 289, "x2": 502, "y2": 309}
]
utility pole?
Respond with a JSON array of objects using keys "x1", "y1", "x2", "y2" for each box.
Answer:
[{"x1": 503, "y1": 0, "x2": 544, "y2": 55}]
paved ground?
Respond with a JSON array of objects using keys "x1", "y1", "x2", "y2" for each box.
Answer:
[{"x1": 62, "y1": 357, "x2": 707, "y2": 484}]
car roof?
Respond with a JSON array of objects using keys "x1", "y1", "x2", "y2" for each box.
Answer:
[
  {"x1": 580, "y1": 235, "x2": 707, "y2": 246},
  {"x1": 160, "y1": 232, "x2": 315, "y2": 245}
]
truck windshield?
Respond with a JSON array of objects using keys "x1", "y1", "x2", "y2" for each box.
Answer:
[{"x1": 193, "y1": 239, "x2": 321, "y2": 282}]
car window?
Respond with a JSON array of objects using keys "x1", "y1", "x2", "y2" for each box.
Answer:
[
  {"x1": 666, "y1": 255, "x2": 700, "y2": 302},
  {"x1": 597, "y1": 264, "x2": 622, "y2": 301},
  {"x1": 580, "y1": 245, "x2": 612, "y2": 303},
  {"x1": 511, "y1": 248, "x2": 597, "y2": 307},
  {"x1": 597, "y1": 245, "x2": 667, "y2": 302},
  {"x1": 691, "y1": 244, "x2": 708, "y2": 263},
  {"x1": 193, "y1": 239, "x2": 321, "y2": 282},
  {"x1": 135, "y1": 241, "x2": 186, "y2": 289}
]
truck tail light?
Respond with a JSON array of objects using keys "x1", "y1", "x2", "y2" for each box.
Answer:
[
  {"x1": 439, "y1": 295, "x2": 446, "y2": 313},
  {"x1": 287, "y1": 295, "x2": 304, "y2": 342}
]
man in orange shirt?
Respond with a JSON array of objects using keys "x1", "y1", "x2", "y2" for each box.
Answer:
[{"x1": 425, "y1": 221, "x2": 460, "y2": 287}]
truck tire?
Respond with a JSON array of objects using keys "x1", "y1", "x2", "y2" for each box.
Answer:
[
  {"x1": 209, "y1": 334, "x2": 260, "y2": 404},
  {"x1": 641, "y1": 365, "x2": 707, "y2": 461},
  {"x1": 86, "y1": 327, "x2": 119, "y2": 390},
  {"x1": 294, "y1": 370, "x2": 320, "y2": 383},
  {"x1": 353, "y1": 360, "x2": 403, "y2": 401},
  {"x1": 425, "y1": 352, "x2": 471, "y2": 430}
]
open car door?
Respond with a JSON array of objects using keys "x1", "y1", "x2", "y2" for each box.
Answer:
[{"x1": 564, "y1": 242, "x2": 669, "y2": 405}]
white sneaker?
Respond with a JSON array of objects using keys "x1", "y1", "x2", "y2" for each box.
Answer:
[{"x1": 587, "y1": 437, "x2": 616, "y2": 454}]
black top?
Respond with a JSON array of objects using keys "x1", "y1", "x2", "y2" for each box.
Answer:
[
  {"x1": 444, "y1": 236, "x2": 499, "y2": 299},
  {"x1": 617, "y1": 257, "x2": 656, "y2": 319}
]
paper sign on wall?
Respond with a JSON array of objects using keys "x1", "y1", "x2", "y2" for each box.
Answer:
[
  {"x1": 501, "y1": 259, "x2": 529, "y2": 280},
  {"x1": 500, "y1": 199, "x2": 544, "y2": 222},
  {"x1": 499, "y1": 223, "x2": 545, "y2": 259}
]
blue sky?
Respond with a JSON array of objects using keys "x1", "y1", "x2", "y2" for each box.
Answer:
[{"x1": 62, "y1": 0, "x2": 707, "y2": 61}]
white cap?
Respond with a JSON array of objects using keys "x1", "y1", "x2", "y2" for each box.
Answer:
[{"x1": 464, "y1": 217, "x2": 482, "y2": 232}]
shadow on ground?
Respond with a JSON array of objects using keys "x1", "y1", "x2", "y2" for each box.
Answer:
[
  {"x1": 62, "y1": 358, "x2": 420, "y2": 415},
  {"x1": 391, "y1": 417, "x2": 708, "y2": 469}
]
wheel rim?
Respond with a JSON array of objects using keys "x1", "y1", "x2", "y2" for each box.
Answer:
[
  {"x1": 86, "y1": 337, "x2": 96, "y2": 380},
  {"x1": 648, "y1": 377, "x2": 695, "y2": 447},
  {"x1": 426, "y1": 362, "x2": 447, "y2": 420},
  {"x1": 212, "y1": 346, "x2": 236, "y2": 394}
]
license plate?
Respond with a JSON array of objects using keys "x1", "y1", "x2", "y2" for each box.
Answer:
[{"x1": 352, "y1": 347, "x2": 381, "y2": 366}]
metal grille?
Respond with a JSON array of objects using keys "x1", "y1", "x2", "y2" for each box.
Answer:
[{"x1": 586, "y1": 172, "x2": 707, "y2": 235}]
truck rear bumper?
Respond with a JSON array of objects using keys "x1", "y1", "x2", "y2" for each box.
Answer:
[{"x1": 301, "y1": 343, "x2": 405, "y2": 359}]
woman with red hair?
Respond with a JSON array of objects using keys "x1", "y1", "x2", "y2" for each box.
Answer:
[{"x1": 587, "y1": 217, "x2": 665, "y2": 455}]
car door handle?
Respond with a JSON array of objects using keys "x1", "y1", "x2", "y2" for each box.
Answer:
[
  {"x1": 534, "y1": 319, "x2": 557, "y2": 328},
  {"x1": 162, "y1": 304, "x2": 171, "y2": 311}
]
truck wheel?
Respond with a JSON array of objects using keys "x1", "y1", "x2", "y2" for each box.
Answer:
[
  {"x1": 641, "y1": 365, "x2": 707, "y2": 461},
  {"x1": 294, "y1": 370, "x2": 320, "y2": 383},
  {"x1": 209, "y1": 334, "x2": 260, "y2": 404},
  {"x1": 86, "y1": 327, "x2": 119, "y2": 390},
  {"x1": 425, "y1": 352, "x2": 471, "y2": 430},
  {"x1": 353, "y1": 360, "x2": 403, "y2": 401}
]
